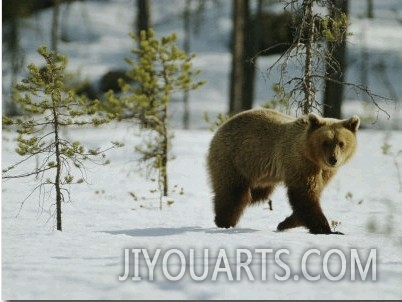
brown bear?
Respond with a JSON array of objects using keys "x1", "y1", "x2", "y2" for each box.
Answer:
[{"x1": 207, "y1": 108, "x2": 360, "y2": 234}]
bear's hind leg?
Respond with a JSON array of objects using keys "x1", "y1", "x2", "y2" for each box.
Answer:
[{"x1": 214, "y1": 186, "x2": 251, "y2": 228}]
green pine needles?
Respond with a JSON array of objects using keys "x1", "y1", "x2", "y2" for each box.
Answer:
[
  {"x1": 107, "y1": 29, "x2": 205, "y2": 209},
  {"x1": 2, "y1": 46, "x2": 120, "y2": 231}
]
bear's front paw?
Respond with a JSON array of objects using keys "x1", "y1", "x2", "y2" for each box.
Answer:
[{"x1": 277, "y1": 214, "x2": 301, "y2": 231}]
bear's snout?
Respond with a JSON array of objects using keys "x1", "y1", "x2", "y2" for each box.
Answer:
[{"x1": 328, "y1": 156, "x2": 338, "y2": 166}]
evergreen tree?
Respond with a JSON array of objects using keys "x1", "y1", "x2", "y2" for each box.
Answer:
[
  {"x1": 2, "y1": 46, "x2": 120, "y2": 231},
  {"x1": 107, "y1": 29, "x2": 204, "y2": 209}
]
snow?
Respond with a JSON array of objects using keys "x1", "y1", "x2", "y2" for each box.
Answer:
[
  {"x1": 2, "y1": 126, "x2": 402, "y2": 299},
  {"x1": 2, "y1": 0, "x2": 402, "y2": 300}
]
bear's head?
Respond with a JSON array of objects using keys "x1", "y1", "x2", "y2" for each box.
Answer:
[{"x1": 305, "y1": 113, "x2": 360, "y2": 170}]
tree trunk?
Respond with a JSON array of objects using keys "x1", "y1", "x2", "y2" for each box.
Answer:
[
  {"x1": 323, "y1": 0, "x2": 348, "y2": 118},
  {"x1": 161, "y1": 103, "x2": 168, "y2": 210},
  {"x1": 302, "y1": 0, "x2": 315, "y2": 115},
  {"x1": 51, "y1": 0, "x2": 61, "y2": 52},
  {"x1": 367, "y1": 0, "x2": 373, "y2": 19},
  {"x1": 52, "y1": 94, "x2": 63, "y2": 231},
  {"x1": 242, "y1": 0, "x2": 262, "y2": 110},
  {"x1": 7, "y1": 16, "x2": 22, "y2": 116},
  {"x1": 182, "y1": 0, "x2": 191, "y2": 129},
  {"x1": 137, "y1": 0, "x2": 151, "y2": 36},
  {"x1": 160, "y1": 65, "x2": 170, "y2": 209},
  {"x1": 229, "y1": 0, "x2": 248, "y2": 114}
]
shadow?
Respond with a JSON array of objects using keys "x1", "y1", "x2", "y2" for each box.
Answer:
[
  {"x1": 204, "y1": 227, "x2": 260, "y2": 234},
  {"x1": 101, "y1": 226, "x2": 260, "y2": 237}
]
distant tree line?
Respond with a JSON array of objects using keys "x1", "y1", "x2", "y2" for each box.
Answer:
[{"x1": 2, "y1": 0, "x2": 389, "y2": 120}]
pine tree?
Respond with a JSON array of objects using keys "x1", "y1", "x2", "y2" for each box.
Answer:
[
  {"x1": 2, "y1": 46, "x2": 120, "y2": 231},
  {"x1": 106, "y1": 29, "x2": 205, "y2": 209}
]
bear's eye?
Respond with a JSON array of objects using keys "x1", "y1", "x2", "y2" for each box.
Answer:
[{"x1": 339, "y1": 141, "x2": 345, "y2": 148}]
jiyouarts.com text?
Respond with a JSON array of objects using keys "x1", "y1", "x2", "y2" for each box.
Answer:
[{"x1": 118, "y1": 248, "x2": 377, "y2": 282}]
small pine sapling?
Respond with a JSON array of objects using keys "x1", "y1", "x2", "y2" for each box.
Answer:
[
  {"x1": 106, "y1": 29, "x2": 205, "y2": 209},
  {"x1": 331, "y1": 220, "x2": 342, "y2": 233},
  {"x1": 2, "y1": 46, "x2": 120, "y2": 231},
  {"x1": 204, "y1": 112, "x2": 232, "y2": 132}
]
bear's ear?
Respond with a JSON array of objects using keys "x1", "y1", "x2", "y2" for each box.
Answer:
[
  {"x1": 308, "y1": 112, "x2": 324, "y2": 130},
  {"x1": 344, "y1": 115, "x2": 360, "y2": 132}
]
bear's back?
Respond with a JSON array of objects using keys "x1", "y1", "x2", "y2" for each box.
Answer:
[
  {"x1": 214, "y1": 109, "x2": 304, "y2": 146},
  {"x1": 208, "y1": 109, "x2": 307, "y2": 185}
]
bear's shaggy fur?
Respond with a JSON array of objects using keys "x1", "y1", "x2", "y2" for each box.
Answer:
[{"x1": 207, "y1": 109, "x2": 360, "y2": 234}]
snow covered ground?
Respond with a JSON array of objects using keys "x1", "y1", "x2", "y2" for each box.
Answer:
[
  {"x1": 2, "y1": 0, "x2": 402, "y2": 299},
  {"x1": 2, "y1": 124, "x2": 402, "y2": 299}
]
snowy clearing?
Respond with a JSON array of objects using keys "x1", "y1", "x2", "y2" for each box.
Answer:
[{"x1": 2, "y1": 125, "x2": 402, "y2": 299}]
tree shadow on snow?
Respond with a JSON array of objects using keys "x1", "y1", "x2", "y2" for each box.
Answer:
[{"x1": 101, "y1": 226, "x2": 259, "y2": 237}]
